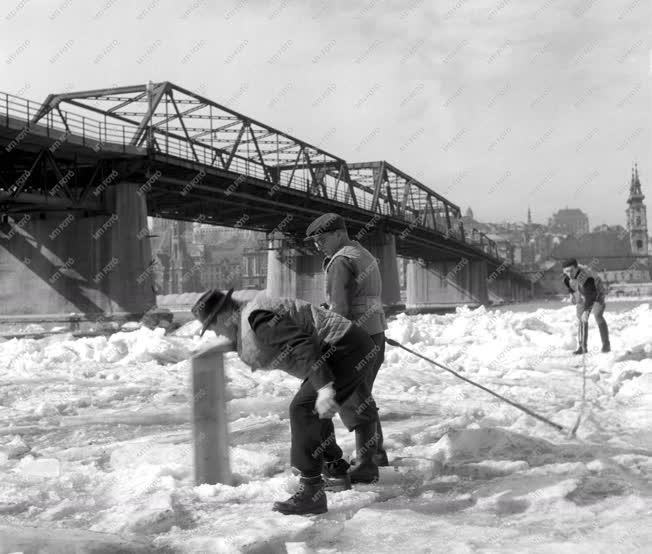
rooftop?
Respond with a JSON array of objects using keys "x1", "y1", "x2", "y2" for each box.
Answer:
[{"x1": 551, "y1": 231, "x2": 632, "y2": 260}]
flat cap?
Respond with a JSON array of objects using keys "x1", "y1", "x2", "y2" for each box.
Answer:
[
  {"x1": 304, "y1": 213, "x2": 346, "y2": 240},
  {"x1": 191, "y1": 288, "x2": 235, "y2": 337},
  {"x1": 561, "y1": 258, "x2": 578, "y2": 268}
]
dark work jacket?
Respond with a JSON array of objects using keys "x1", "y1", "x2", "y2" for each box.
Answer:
[
  {"x1": 237, "y1": 292, "x2": 353, "y2": 390},
  {"x1": 563, "y1": 265, "x2": 606, "y2": 311}
]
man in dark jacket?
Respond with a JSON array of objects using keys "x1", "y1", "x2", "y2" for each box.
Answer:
[
  {"x1": 192, "y1": 288, "x2": 378, "y2": 516},
  {"x1": 305, "y1": 213, "x2": 388, "y2": 485},
  {"x1": 562, "y1": 258, "x2": 610, "y2": 354}
]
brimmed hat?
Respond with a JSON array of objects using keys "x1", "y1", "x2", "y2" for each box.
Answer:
[
  {"x1": 304, "y1": 213, "x2": 346, "y2": 241},
  {"x1": 562, "y1": 258, "x2": 578, "y2": 268},
  {"x1": 191, "y1": 288, "x2": 235, "y2": 337}
]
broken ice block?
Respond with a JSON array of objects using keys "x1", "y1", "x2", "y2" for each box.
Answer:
[{"x1": 15, "y1": 456, "x2": 61, "y2": 478}]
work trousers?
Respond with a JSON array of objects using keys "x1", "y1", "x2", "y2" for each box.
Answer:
[
  {"x1": 320, "y1": 331, "x2": 386, "y2": 463},
  {"x1": 289, "y1": 325, "x2": 377, "y2": 476},
  {"x1": 576, "y1": 300, "x2": 609, "y2": 350}
]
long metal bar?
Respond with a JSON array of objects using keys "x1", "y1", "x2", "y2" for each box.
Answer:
[
  {"x1": 248, "y1": 126, "x2": 273, "y2": 182},
  {"x1": 8, "y1": 149, "x2": 46, "y2": 198},
  {"x1": 153, "y1": 102, "x2": 204, "y2": 128},
  {"x1": 385, "y1": 338, "x2": 565, "y2": 432},
  {"x1": 285, "y1": 146, "x2": 303, "y2": 189},
  {"x1": 302, "y1": 150, "x2": 322, "y2": 197},
  {"x1": 169, "y1": 91, "x2": 200, "y2": 162},
  {"x1": 192, "y1": 119, "x2": 240, "y2": 140},
  {"x1": 60, "y1": 99, "x2": 141, "y2": 127},
  {"x1": 225, "y1": 124, "x2": 246, "y2": 170},
  {"x1": 55, "y1": 106, "x2": 71, "y2": 134},
  {"x1": 370, "y1": 161, "x2": 385, "y2": 213},
  {"x1": 108, "y1": 91, "x2": 148, "y2": 113},
  {"x1": 0, "y1": 190, "x2": 102, "y2": 210},
  {"x1": 44, "y1": 150, "x2": 74, "y2": 201}
]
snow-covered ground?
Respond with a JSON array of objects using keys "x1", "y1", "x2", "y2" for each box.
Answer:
[{"x1": 1, "y1": 303, "x2": 651, "y2": 553}]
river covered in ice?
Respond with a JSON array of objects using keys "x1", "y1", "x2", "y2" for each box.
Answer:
[{"x1": 1, "y1": 303, "x2": 651, "y2": 553}]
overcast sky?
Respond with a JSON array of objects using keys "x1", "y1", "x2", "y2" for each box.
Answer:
[{"x1": 1, "y1": 0, "x2": 649, "y2": 227}]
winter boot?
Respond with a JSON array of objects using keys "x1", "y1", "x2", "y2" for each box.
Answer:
[
  {"x1": 373, "y1": 420, "x2": 389, "y2": 467},
  {"x1": 322, "y1": 458, "x2": 351, "y2": 492},
  {"x1": 351, "y1": 419, "x2": 389, "y2": 467},
  {"x1": 272, "y1": 475, "x2": 327, "y2": 515},
  {"x1": 598, "y1": 321, "x2": 610, "y2": 353},
  {"x1": 348, "y1": 423, "x2": 380, "y2": 484}
]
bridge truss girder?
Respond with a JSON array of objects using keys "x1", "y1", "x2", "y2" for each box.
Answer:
[{"x1": 2, "y1": 82, "x2": 509, "y2": 272}]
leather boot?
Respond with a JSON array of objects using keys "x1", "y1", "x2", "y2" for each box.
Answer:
[
  {"x1": 598, "y1": 321, "x2": 610, "y2": 352},
  {"x1": 374, "y1": 420, "x2": 389, "y2": 467},
  {"x1": 348, "y1": 422, "x2": 380, "y2": 484},
  {"x1": 272, "y1": 475, "x2": 327, "y2": 515},
  {"x1": 350, "y1": 418, "x2": 389, "y2": 467},
  {"x1": 322, "y1": 459, "x2": 351, "y2": 492}
]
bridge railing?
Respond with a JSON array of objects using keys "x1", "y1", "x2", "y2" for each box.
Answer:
[
  {"x1": 2, "y1": 90, "x2": 351, "y2": 205},
  {"x1": 157, "y1": 132, "x2": 267, "y2": 183},
  {"x1": 155, "y1": 132, "x2": 355, "y2": 206},
  {"x1": 1, "y1": 91, "x2": 135, "y2": 152}
]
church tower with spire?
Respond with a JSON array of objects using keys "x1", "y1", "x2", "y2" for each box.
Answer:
[{"x1": 626, "y1": 164, "x2": 648, "y2": 256}]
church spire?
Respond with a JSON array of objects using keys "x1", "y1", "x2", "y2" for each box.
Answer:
[
  {"x1": 629, "y1": 162, "x2": 643, "y2": 201},
  {"x1": 626, "y1": 164, "x2": 647, "y2": 257}
]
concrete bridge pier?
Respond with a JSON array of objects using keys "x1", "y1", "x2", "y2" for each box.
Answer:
[
  {"x1": 360, "y1": 231, "x2": 401, "y2": 308},
  {"x1": 488, "y1": 275, "x2": 511, "y2": 304},
  {"x1": 406, "y1": 258, "x2": 470, "y2": 310},
  {"x1": 491, "y1": 275, "x2": 532, "y2": 303},
  {"x1": 266, "y1": 242, "x2": 325, "y2": 305},
  {"x1": 0, "y1": 182, "x2": 156, "y2": 316},
  {"x1": 466, "y1": 260, "x2": 489, "y2": 306},
  {"x1": 405, "y1": 257, "x2": 490, "y2": 310},
  {"x1": 516, "y1": 279, "x2": 531, "y2": 302}
]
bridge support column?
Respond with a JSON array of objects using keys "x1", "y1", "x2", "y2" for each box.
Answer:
[
  {"x1": 361, "y1": 231, "x2": 401, "y2": 307},
  {"x1": 406, "y1": 257, "x2": 491, "y2": 310},
  {"x1": 0, "y1": 182, "x2": 155, "y2": 316},
  {"x1": 266, "y1": 242, "x2": 325, "y2": 304},
  {"x1": 488, "y1": 274, "x2": 513, "y2": 304},
  {"x1": 406, "y1": 258, "x2": 475, "y2": 310},
  {"x1": 506, "y1": 277, "x2": 515, "y2": 301},
  {"x1": 467, "y1": 260, "x2": 489, "y2": 306}
]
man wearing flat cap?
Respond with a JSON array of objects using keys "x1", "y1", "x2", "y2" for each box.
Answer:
[
  {"x1": 561, "y1": 258, "x2": 610, "y2": 354},
  {"x1": 305, "y1": 213, "x2": 389, "y2": 485},
  {"x1": 191, "y1": 288, "x2": 378, "y2": 515}
]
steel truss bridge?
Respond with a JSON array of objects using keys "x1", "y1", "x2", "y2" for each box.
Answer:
[{"x1": 0, "y1": 82, "x2": 523, "y2": 278}]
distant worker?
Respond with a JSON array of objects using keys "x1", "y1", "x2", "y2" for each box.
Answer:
[
  {"x1": 562, "y1": 258, "x2": 611, "y2": 354},
  {"x1": 192, "y1": 288, "x2": 379, "y2": 515},
  {"x1": 305, "y1": 213, "x2": 389, "y2": 485}
]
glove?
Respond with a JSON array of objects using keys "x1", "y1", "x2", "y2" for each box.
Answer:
[
  {"x1": 315, "y1": 382, "x2": 338, "y2": 418},
  {"x1": 580, "y1": 311, "x2": 589, "y2": 323}
]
